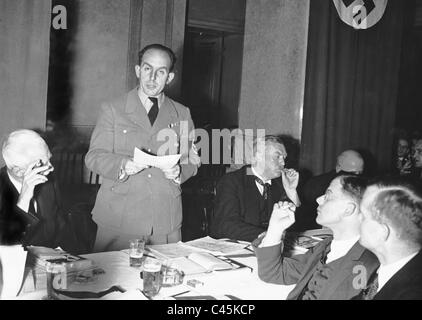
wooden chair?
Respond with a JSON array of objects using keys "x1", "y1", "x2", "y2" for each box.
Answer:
[{"x1": 50, "y1": 149, "x2": 100, "y2": 254}]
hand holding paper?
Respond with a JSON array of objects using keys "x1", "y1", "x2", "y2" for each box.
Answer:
[
  {"x1": 162, "y1": 164, "x2": 180, "y2": 181},
  {"x1": 133, "y1": 147, "x2": 181, "y2": 171},
  {"x1": 124, "y1": 159, "x2": 149, "y2": 176}
]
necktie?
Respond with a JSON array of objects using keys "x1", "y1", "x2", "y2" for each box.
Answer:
[
  {"x1": 255, "y1": 177, "x2": 270, "y2": 200},
  {"x1": 148, "y1": 97, "x2": 159, "y2": 125},
  {"x1": 361, "y1": 272, "x2": 379, "y2": 300}
]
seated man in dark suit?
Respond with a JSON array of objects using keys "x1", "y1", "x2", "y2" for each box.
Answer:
[
  {"x1": 0, "y1": 130, "x2": 70, "y2": 249},
  {"x1": 255, "y1": 174, "x2": 379, "y2": 300},
  {"x1": 210, "y1": 135, "x2": 300, "y2": 242},
  {"x1": 300, "y1": 149, "x2": 364, "y2": 229},
  {"x1": 356, "y1": 177, "x2": 422, "y2": 300}
]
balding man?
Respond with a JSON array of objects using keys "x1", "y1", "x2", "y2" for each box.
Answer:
[
  {"x1": 355, "y1": 177, "x2": 422, "y2": 299},
  {"x1": 299, "y1": 150, "x2": 364, "y2": 230},
  {"x1": 0, "y1": 130, "x2": 68, "y2": 248}
]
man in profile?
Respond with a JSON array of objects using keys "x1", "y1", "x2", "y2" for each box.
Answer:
[
  {"x1": 356, "y1": 177, "x2": 422, "y2": 299},
  {"x1": 86, "y1": 44, "x2": 198, "y2": 251},
  {"x1": 300, "y1": 149, "x2": 364, "y2": 229},
  {"x1": 255, "y1": 174, "x2": 379, "y2": 300},
  {"x1": 210, "y1": 135, "x2": 300, "y2": 242}
]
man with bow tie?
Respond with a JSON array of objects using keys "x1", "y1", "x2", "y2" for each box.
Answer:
[
  {"x1": 86, "y1": 44, "x2": 199, "y2": 251},
  {"x1": 210, "y1": 135, "x2": 300, "y2": 242}
]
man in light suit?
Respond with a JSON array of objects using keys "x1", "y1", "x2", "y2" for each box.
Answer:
[
  {"x1": 356, "y1": 177, "x2": 422, "y2": 300},
  {"x1": 86, "y1": 44, "x2": 198, "y2": 251},
  {"x1": 255, "y1": 174, "x2": 379, "y2": 300}
]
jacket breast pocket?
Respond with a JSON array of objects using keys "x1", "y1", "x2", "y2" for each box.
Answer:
[{"x1": 114, "y1": 125, "x2": 139, "y2": 154}]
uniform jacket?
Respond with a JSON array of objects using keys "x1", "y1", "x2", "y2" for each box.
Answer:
[{"x1": 85, "y1": 88, "x2": 197, "y2": 235}]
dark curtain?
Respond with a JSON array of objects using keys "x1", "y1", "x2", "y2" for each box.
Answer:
[{"x1": 299, "y1": 0, "x2": 406, "y2": 176}]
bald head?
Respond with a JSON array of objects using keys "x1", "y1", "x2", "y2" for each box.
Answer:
[{"x1": 335, "y1": 150, "x2": 364, "y2": 174}]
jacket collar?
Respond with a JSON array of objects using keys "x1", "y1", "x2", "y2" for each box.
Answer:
[{"x1": 125, "y1": 88, "x2": 180, "y2": 135}]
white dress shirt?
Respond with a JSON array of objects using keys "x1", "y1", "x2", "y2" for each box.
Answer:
[
  {"x1": 377, "y1": 251, "x2": 418, "y2": 292},
  {"x1": 138, "y1": 89, "x2": 164, "y2": 113},
  {"x1": 251, "y1": 167, "x2": 272, "y2": 196},
  {"x1": 325, "y1": 235, "x2": 360, "y2": 264}
]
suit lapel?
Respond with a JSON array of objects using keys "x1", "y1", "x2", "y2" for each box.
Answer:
[
  {"x1": 375, "y1": 250, "x2": 422, "y2": 300},
  {"x1": 125, "y1": 88, "x2": 152, "y2": 131},
  {"x1": 287, "y1": 239, "x2": 332, "y2": 299},
  {"x1": 322, "y1": 241, "x2": 378, "y2": 299}
]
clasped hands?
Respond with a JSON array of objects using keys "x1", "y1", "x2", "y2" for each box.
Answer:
[{"x1": 124, "y1": 159, "x2": 180, "y2": 180}]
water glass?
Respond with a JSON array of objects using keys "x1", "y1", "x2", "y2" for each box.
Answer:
[
  {"x1": 161, "y1": 261, "x2": 184, "y2": 287},
  {"x1": 129, "y1": 239, "x2": 145, "y2": 267}
]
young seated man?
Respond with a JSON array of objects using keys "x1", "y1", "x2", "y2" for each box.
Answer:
[
  {"x1": 254, "y1": 174, "x2": 379, "y2": 300},
  {"x1": 210, "y1": 135, "x2": 300, "y2": 242}
]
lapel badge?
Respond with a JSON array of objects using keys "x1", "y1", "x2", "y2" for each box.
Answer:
[{"x1": 168, "y1": 121, "x2": 180, "y2": 129}]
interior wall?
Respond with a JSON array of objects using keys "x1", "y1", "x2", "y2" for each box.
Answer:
[
  {"x1": 50, "y1": 0, "x2": 187, "y2": 144},
  {"x1": 67, "y1": 0, "x2": 130, "y2": 139},
  {"x1": 0, "y1": 0, "x2": 52, "y2": 166},
  {"x1": 238, "y1": 0, "x2": 310, "y2": 139}
]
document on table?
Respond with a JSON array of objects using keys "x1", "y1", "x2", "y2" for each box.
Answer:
[
  {"x1": 183, "y1": 236, "x2": 250, "y2": 255},
  {"x1": 147, "y1": 243, "x2": 204, "y2": 259},
  {"x1": 133, "y1": 147, "x2": 181, "y2": 170},
  {"x1": 0, "y1": 245, "x2": 27, "y2": 299}
]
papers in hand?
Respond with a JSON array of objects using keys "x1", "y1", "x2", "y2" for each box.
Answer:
[{"x1": 134, "y1": 147, "x2": 181, "y2": 170}]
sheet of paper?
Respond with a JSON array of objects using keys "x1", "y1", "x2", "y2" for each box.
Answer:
[
  {"x1": 133, "y1": 147, "x2": 181, "y2": 170},
  {"x1": 147, "y1": 243, "x2": 203, "y2": 259},
  {"x1": 182, "y1": 236, "x2": 249, "y2": 255},
  {"x1": 0, "y1": 245, "x2": 27, "y2": 299}
]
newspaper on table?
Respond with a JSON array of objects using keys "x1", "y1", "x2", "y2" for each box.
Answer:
[{"x1": 133, "y1": 147, "x2": 181, "y2": 170}]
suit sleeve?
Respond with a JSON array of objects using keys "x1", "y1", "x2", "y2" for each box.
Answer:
[
  {"x1": 210, "y1": 176, "x2": 266, "y2": 242},
  {"x1": 254, "y1": 238, "x2": 324, "y2": 285},
  {"x1": 179, "y1": 107, "x2": 198, "y2": 184},
  {"x1": 85, "y1": 103, "x2": 131, "y2": 181}
]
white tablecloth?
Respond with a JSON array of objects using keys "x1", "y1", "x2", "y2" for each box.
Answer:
[{"x1": 15, "y1": 250, "x2": 294, "y2": 300}]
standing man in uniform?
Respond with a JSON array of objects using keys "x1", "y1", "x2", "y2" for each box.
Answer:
[{"x1": 86, "y1": 44, "x2": 198, "y2": 252}]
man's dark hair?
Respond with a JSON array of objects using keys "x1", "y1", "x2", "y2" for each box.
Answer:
[
  {"x1": 138, "y1": 44, "x2": 177, "y2": 72},
  {"x1": 337, "y1": 174, "x2": 368, "y2": 203},
  {"x1": 368, "y1": 177, "x2": 422, "y2": 247}
]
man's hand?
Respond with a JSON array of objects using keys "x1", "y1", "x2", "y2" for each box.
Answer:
[
  {"x1": 260, "y1": 201, "x2": 296, "y2": 247},
  {"x1": 281, "y1": 168, "x2": 299, "y2": 190},
  {"x1": 124, "y1": 160, "x2": 149, "y2": 176},
  {"x1": 162, "y1": 164, "x2": 181, "y2": 180},
  {"x1": 17, "y1": 160, "x2": 54, "y2": 212}
]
